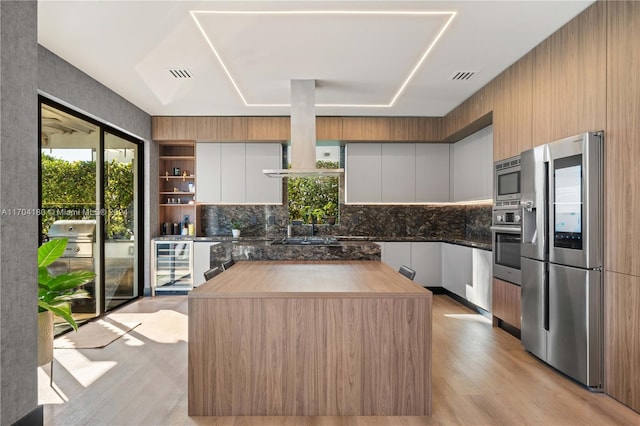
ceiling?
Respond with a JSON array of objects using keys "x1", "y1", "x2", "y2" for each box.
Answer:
[{"x1": 38, "y1": 1, "x2": 594, "y2": 117}]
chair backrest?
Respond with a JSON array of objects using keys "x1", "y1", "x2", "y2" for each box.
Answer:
[
  {"x1": 221, "y1": 258, "x2": 235, "y2": 271},
  {"x1": 203, "y1": 267, "x2": 223, "y2": 281},
  {"x1": 398, "y1": 265, "x2": 416, "y2": 281}
]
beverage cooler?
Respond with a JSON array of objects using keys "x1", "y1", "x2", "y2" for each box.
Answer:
[{"x1": 152, "y1": 240, "x2": 193, "y2": 295}]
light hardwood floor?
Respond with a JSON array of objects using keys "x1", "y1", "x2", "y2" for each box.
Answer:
[{"x1": 39, "y1": 294, "x2": 639, "y2": 425}]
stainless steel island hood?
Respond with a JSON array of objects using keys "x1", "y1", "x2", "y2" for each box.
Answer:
[{"x1": 263, "y1": 80, "x2": 344, "y2": 178}]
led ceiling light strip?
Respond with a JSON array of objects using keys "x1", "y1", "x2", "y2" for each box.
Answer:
[{"x1": 190, "y1": 10, "x2": 456, "y2": 108}]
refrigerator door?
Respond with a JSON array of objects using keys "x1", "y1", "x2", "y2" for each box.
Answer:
[
  {"x1": 547, "y1": 132, "x2": 603, "y2": 269},
  {"x1": 520, "y1": 145, "x2": 548, "y2": 261},
  {"x1": 547, "y1": 263, "x2": 602, "y2": 388},
  {"x1": 521, "y1": 257, "x2": 547, "y2": 361}
]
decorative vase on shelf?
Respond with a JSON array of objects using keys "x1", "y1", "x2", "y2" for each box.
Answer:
[{"x1": 232, "y1": 229, "x2": 241, "y2": 238}]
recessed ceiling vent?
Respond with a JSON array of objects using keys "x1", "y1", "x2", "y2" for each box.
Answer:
[
  {"x1": 168, "y1": 68, "x2": 193, "y2": 79},
  {"x1": 449, "y1": 71, "x2": 477, "y2": 81}
]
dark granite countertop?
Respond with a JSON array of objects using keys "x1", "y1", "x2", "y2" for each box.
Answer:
[
  {"x1": 333, "y1": 236, "x2": 492, "y2": 251},
  {"x1": 209, "y1": 239, "x2": 382, "y2": 264},
  {"x1": 152, "y1": 235, "x2": 491, "y2": 251}
]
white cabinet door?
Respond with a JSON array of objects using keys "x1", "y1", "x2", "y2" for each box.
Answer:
[
  {"x1": 220, "y1": 144, "x2": 246, "y2": 203},
  {"x1": 381, "y1": 144, "x2": 415, "y2": 203},
  {"x1": 381, "y1": 242, "x2": 411, "y2": 272},
  {"x1": 441, "y1": 243, "x2": 473, "y2": 298},
  {"x1": 451, "y1": 125, "x2": 493, "y2": 201},
  {"x1": 245, "y1": 143, "x2": 282, "y2": 204},
  {"x1": 346, "y1": 143, "x2": 382, "y2": 203},
  {"x1": 410, "y1": 242, "x2": 441, "y2": 287},
  {"x1": 193, "y1": 242, "x2": 220, "y2": 287},
  {"x1": 470, "y1": 248, "x2": 492, "y2": 311},
  {"x1": 415, "y1": 144, "x2": 450, "y2": 202},
  {"x1": 196, "y1": 143, "x2": 221, "y2": 203}
]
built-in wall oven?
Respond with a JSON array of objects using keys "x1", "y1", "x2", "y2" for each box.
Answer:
[
  {"x1": 494, "y1": 155, "x2": 521, "y2": 206},
  {"x1": 492, "y1": 155, "x2": 522, "y2": 285},
  {"x1": 491, "y1": 209, "x2": 522, "y2": 285}
]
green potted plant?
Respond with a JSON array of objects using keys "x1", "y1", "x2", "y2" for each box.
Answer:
[
  {"x1": 323, "y1": 201, "x2": 337, "y2": 225},
  {"x1": 311, "y1": 208, "x2": 324, "y2": 224},
  {"x1": 230, "y1": 219, "x2": 242, "y2": 238},
  {"x1": 38, "y1": 238, "x2": 94, "y2": 366}
]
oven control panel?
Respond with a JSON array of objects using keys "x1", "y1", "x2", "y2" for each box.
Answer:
[{"x1": 492, "y1": 208, "x2": 522, "y2": 225}]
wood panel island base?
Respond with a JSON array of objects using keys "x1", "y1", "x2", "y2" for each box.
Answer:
[{"x1": 188, "y1": 261, "x2": 432, "y2": 417}]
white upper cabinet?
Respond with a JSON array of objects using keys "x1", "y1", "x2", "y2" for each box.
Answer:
[
  {"x1": 451, "y1": 125, "x2": 493, "y2": 201},
  {"x1": 346, "y1": 142, "x2": 450, "y2": 203},
  {"x1": 220, "y1": 143, "x2": 246, "y2": 203},
  {"x1": 196, "y1": 143, "x2": 221, "y2": 203},
  {"x1": 416, "y1": 144, "x2": 450, "y2": 202},
  {"x1": 346, "y1": 143, "x2": 382, "y2": 203},
  {"x1": 196, "y1": 142, "x2": 282, "y2": 204},
  {"x1": 245, "y1": 143, "x2": 282, "y2": 203},
  {"x1": 381, "y1": 143, "x2": 416, "y2": 203}
]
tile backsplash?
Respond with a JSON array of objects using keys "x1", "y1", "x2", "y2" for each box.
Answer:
[{"x1": 200, "y1": 203, "x2": 491, "y2": 245}]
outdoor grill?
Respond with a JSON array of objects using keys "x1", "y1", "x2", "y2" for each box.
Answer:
[
  {"x1": 47, "y1": 220, "x2": 97, "y2": 313},
  {"x1": 48, "y1": 219, "x2": 96, "y2": 258}
]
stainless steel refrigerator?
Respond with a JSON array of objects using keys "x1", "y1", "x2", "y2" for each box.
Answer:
[{"x1": 520, "y1": 131, "x2": 603, "y2": 389}]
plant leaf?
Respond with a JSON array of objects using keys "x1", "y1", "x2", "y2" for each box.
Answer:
[
  {"x1": 38, "y1": 238, "x2": 67, "y2": 267},
  {"x1": 47, "y1": 270, "x2": 96, "y2": 291},
  {"x1": 38, "y1": 266, "x2": 52, "y2": 285}
]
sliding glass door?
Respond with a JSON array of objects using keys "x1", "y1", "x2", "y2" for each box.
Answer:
[
  {"x1": 39, "y1": 98, "x2": 143, "y2": 331},
  {"x1": 104, "y1": 132, "x2": 139, "y2": 310}
]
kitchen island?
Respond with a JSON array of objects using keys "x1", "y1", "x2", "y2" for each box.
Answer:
[{"x1": 188, "y1": 260, "x2": 432, "y2": 417}]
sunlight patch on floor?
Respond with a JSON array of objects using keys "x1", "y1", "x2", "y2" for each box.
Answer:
[
  {"x1": 444, "y1": 313, "x2": 492, "y2": 324},
  {"x1": 108, "y1": 309, "x2": 188, "y2": 344},
  {"x1": 55, "y1": 350, "x2": 118, "y2": 387}
]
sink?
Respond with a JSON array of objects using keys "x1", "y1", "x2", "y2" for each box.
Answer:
[{"x1": 270, "y1": 237, "x2": 340, "y2": 246}]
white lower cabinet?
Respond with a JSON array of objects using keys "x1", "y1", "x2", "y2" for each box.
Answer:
[
  {"x1": 377, "y1": 241, "x2": 492, "y2": 311},
  {"x1": 193, "y1": 242, "x2": 220, "y2": 287},
  {"x1": 441, "y1": 243, "x2": 493, "y2": 311},
  {"x1": 380, "y1": 242, "x2": 411, "y2": 271},
  {"x1": 377, "y1": 242, "x2": 441, "y2": 287},
  {"x1": 441, "y1": 243, "x2": 473, "y2": 298},
  {"x1": 410, "y1": 242, "x2": 441, "y2": 287},
  {"x1": 470, "y1": 248, "x2": 492, "y2": 311}
]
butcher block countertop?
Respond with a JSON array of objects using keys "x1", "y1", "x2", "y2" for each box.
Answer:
[
  {"x1": 188, "y1": 260, "x2": 432, "y2": 417},
  {"x1": 190, "y1": 260, "x2": 432, "y2": 298}
]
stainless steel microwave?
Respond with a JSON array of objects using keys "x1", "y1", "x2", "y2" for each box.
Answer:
[{"x1": 494, "y1": 155, "x2": 521, "y2": 205}]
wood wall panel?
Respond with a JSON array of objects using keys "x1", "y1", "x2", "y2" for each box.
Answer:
[
  {"x1": 152, "y1": 116, "x2": 197, "y2": 140},
  {"x1": 317, "y1": 116, "x2": 343, "y2": 140},
  {"x1": 341, "y1": 117, "x2": 392, "y2": 141},
  {"x1": 493, "y1": 53, "x2": 533, "y2": 161},
  {"x1": 389, "y1": 117, "x2": 441, "y2": 141},
  {"x1": 492, "y1": 278, "x2": 521, "y2": 330},
  {"x1": 605, "y1": 271, "x2": 640, "y2": 412},
  {"x1": 247, "y1": 117, "x2": 290, "y2": 140},
  {"x1": 532, "y1": 1, "x2": 606, "y2": 146},
  {"x1": 606, "y1": 0, "x2": 640, "y2": 276},
  {"x1": 574, "y1": 1, "x2": 607, "y2": 135},
  {"x1": 605, "y1": 2, "x2": 640, "y2": 413},
  {"x1": 443, "y1": 80, "x2": 495, "y2": 141},
  {"x1": 196, "y1": 117, "x2": 248, "y2": 141},
  {"x1": 532, "y1": 39, "x2": 553, "y2": 146},
  {"x1": 153, "y1": 116, "x2": 444, "y2": 142}
]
